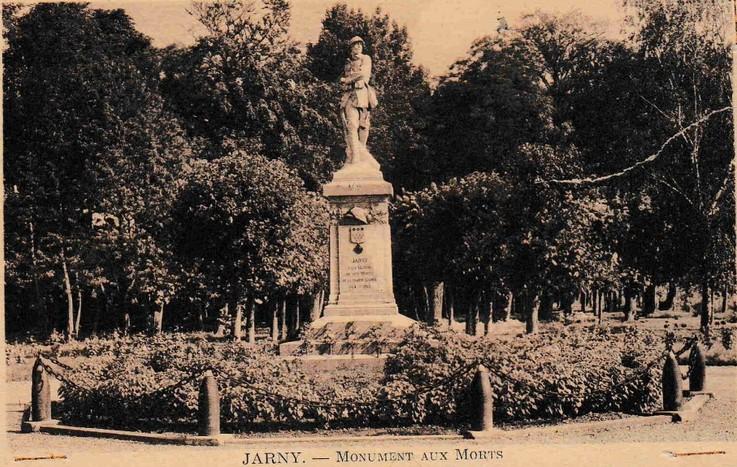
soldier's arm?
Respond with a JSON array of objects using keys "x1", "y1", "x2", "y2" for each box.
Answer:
[{"x1": 342, "y1": 56, "x2": 372, "y2": 84}]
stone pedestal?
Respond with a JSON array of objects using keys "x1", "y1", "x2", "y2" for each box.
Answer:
[{"x1": 309, "y1": 165, "x2": 415, "y2": 335}]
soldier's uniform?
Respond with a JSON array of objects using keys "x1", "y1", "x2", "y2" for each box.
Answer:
[
  {"x1": 341, "y1": 53, "x2": 372, "y2": 109},
  {"x1": 341, "y1": 52, "x2": 372, "y2": 139}
]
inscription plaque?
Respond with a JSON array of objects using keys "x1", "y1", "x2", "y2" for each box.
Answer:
[{"x1": 338, "y1": 224, "x2": 386, "y2": 302}]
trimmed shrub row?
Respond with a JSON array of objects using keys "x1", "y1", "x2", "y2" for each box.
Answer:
[
  {"x1": 381, "y1": 326, "x2": 663, "y2": 425},
  {"x1": 55, "y1": 327, "x2": 663, "y2": 432}
]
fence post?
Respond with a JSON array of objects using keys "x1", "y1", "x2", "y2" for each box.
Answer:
[
  {"x1": 662, "y1": 351, "x2": 683, "y2": 411},
  {"x1": 198, "y1": 370, "x2": 220, "y2": 437},
  {"x1": 31, "y1": 357, "x2": 51, "y2": 422},
  {"x1": 469, "y1": 364, "x2": 494, "y2": 433},
  {"x1": 688, "y1": 343, "x2": 706, "y2": 393}
]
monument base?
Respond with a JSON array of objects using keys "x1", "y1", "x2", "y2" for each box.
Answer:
[
  {"x1": 322, "y1": 302, "x2": 399, "y2": 316},
  {"x1": 303, "y1": 153, "x2": 415, "y2": 356},
  {"x1": 278, "y1": 313, "x2": 417, "y2": 356},
  {"x1": 310, "y1": 312, "x2": 416, "y2": 334}
]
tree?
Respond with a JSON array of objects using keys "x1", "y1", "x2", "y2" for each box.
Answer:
[
  {"x1": 393, "y1": 173, "x2": 510, "y2": 330},
  {"x1": 160, "y1": 0, "x2": 338, "y2": 191},
  {"x1": 620, "y1": 0, "x2": 734, "y2": 332},
  {"x1": 425, "y1": 33, "x2": 553, "y2": 182},
  {"x1": 171, "y1": 146, "x2": 328, "y2": 340},
  {"x1": 4, "y1": 3, "x2": 192, "y2": 337}
]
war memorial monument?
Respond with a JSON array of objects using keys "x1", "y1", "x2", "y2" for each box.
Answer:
[{"x1": 306, "y1": 36, "x2": 415, "y2": 342}]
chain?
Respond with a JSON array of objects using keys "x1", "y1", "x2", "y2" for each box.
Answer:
[
  {"x1": 143, "y1": 368, "x2": 212, "y2": 399},
  {"x1": 470, "y1": 354, "x2": 663, "y2": 403},
  {"x1": 404, "y1": 360, "x2": 481, "y2": 397},
  {"x1": 673, "y1": 336, "x2": 697, "y2": 358},
  {"x1": 39, "y1": 357, "x2": 96, "y2": 395},
  {"x1": 38, "y1": 354, "x2": 208, "y2": 402},
  {"x1": 36, "y1": 344, "x2": 667, "y2": 416},
  {"x1": 43, "y1": 354, "x2": 75, "y2": 371}
]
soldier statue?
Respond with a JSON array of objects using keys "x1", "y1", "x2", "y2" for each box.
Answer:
[{"x1": 339, "y1": 36, "x2": 380, "y2": 170}]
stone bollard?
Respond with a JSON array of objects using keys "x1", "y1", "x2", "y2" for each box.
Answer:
[
  {"x1": 31, "y1": 357, "x2": 51, "y2": 422},
  {"x1": 662, "y1": 352, "x2": 683, "y2": 411},
  {"x1": 469, "y1": 364, "x2": 494, "y2": 432},
  {"x1": 198, "y1": 370, "x2": 220, "y2": 437},
  {"x1": 688, "y1": 343, "x2": 706, "y2": 392}
]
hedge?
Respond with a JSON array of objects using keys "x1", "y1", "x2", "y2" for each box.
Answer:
[
  {"x1": 54, "y1": 326, "x2": 664, "y2": 432},
  {"x1": 380, "y1": 326, "x2": 663, "y2": 426}
]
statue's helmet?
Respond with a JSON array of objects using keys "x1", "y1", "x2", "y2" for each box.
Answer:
[{"x1": 349, "y1": 36, "x2": 365, "y2": 46}]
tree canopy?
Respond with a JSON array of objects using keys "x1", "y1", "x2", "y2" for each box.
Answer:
[{"x1": 3, "y1": 1, "x2": 733, "y2": 339}]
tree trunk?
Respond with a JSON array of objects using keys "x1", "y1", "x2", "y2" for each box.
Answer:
[
  {"x1": 430, "y1": 282, "x2": 444, "y2": 325},
  {"x1": 561, "y1": 292, "x2": 573, "y2": 317},
  {"x1": 61, "y1": 253, "x2": 75, "y2": 341},
  {"x1": 539, "y1": 292, "x2": 553, "y2": 321},
  {"x1": 596, "y1": 289, "x2": 603, "y2": 324},
  {"x1": 287, "y1": 298, "x2": 299, "y2": 340},
  {"x1": 658, "y1": 284, "x2": 677, "y2": 310},
  {"x1": 153, "y1": 301, "x2": 164, "y2": 335},
  {"x1": 91, "y1": 293, "x2": 101, "y2": 337},
  {"x1": 464, "y1": 295, "x2": 472, "y2": 335},
  {"x1": 465, "y1": 294, "x2": 479, "y2": 336},
  {"x1": 592, "y1": 288, "x2": 599, "y2": 318},
  {"x1": 491, "y1": 292, "x2": 507, "y2": 322},
  {"x1": 74, "y1": 281, "x2": 83, "y2": 337},
  {"x1": 317, "y1": 290, "x2": 324, "y2": 319},
  {"x1": 525, "y1": 291, "x2": 538, "y2": 334},
  {"x1": 310, "y1": 292, "x2": 321, "y2": 322},
  {"x1": 197, "y1": 306, "x2": 205, "y2": 331},
  {"x1": 279, "y1": 300, "x2": 287, "y2": 341},
  {"x1": 232, "y1": 301, "x2": 243, "y2": 341},
  {"x1": 421, "y1": 284, "x2": 432, "y2": 324},
  {"x1": 215, "y1": 303, "x2": 227, "y2": 337},
  {"x1": 411, "y1": 286, "x2": 422, "y2": 321},
  {"x1": 641, "y1": 284, "x2": 656, "y2": 316},
  {"x1": 123, "y1": 311, "x2": 131, "y2": 335},
  {"x1": 271, "y1": 301, "x2": 279, "y2": 343},
  {"x1": 579, "y1": 291, "x2": 586, "y2": 312},
  {"x1": 602, "y1": 290, "x2": 609, "y2": 312},
  {"x1": 472, "y1": 295, "x2": 479, "y2": 336},
  {"x1": 504, "y1": 292, "x2": 512, "y2": 321},
  {"x1": 481, "y1": 297, "x2": 491, "y2": 335},
  {"x1": 246, "y1": 298, "x2": 256, "y2": 344},
  {"x1": 294, "y1": 299, "x2": 301, "y2": 337},
  {"x1": 446, "y1": 286, "x2": 454, "y2": 326},
  {"x1": 623, "y1": 286, "x2": 634, "y2": 321},
  {"x1": 722, "y1": 286, "x2": 728, "y2": 315},
  {"x1": 700, "y1": 281, "x2": 711, "y2": 334}
]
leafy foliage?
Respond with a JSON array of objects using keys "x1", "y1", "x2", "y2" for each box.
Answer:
[
  {"x1": 160, "y1": 0, "x2": 339, "y2": 190},
  {"x1": 54, "y1": 327, "x2": 663, "y2": 431},
  {"x1": 171, "y1": 148, "x2": 328, "y2": 307},
  {"x1": 381, "y1": 326, "x2": 663, "y2": 425},
  {"x1": 3, "y1": 3, "x2": 193, "y2": 336},
  {"x1": 57, "y1": 333, "x2": 379, "y2": 431}
]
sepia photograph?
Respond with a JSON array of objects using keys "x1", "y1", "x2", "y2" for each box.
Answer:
[{"x1": 2, "y1": 0, "x2": 736, "y2": 465}]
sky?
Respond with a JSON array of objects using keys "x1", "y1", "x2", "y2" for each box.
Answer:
[{"x1": 87, "y1": 0, "x2": 626, "y2": 77}]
